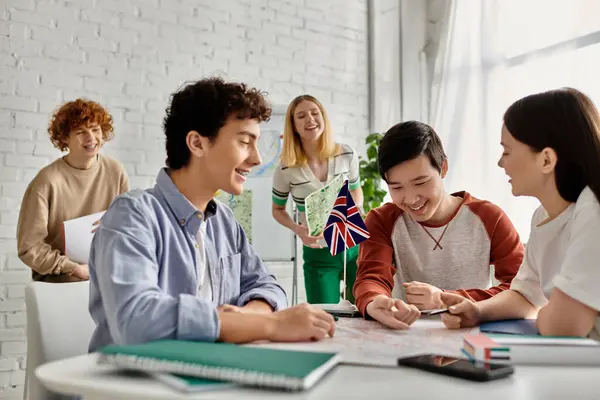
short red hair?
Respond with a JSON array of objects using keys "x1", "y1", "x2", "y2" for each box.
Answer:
[{"x1": 48, "y1": 99, "x2": 114, "y2": 151}]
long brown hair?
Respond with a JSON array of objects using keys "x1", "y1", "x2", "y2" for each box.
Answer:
[
  {"x1": 503, "y1": 87, "x2": 600, "y2": 203},
  {"x1": 280, "y1": 95, "x2": 339, "y2": 167}
]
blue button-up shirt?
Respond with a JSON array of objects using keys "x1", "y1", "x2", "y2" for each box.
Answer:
[{"x1": 88, "y1": 169, "x2": 287, "y2": 352}]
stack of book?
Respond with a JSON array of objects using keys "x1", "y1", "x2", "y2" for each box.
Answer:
[{"x1": 463, "y1": 332, "x2": 600, "y2": 365}]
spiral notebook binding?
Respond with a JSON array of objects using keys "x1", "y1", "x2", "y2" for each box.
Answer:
[{"x1": 101, "y1": 353, "x2": 302, "y2": 391}]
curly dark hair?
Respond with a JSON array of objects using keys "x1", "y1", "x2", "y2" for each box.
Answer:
[
  {"x1": 48, "y1": 99, "x2": 114, "y2": 151},
  {"x1": 163, "y1": 77, "x2": 272, "y2": 170}
]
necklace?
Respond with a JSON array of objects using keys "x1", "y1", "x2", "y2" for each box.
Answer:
[{"x1": 419, "y1": 223, "x2": 450, "y2": 250}]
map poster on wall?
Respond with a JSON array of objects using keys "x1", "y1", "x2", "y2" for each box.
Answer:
[
  {"x1": 305, "y1": 174, "x2": 345, "y2": 236},
  {"x1": 248, "y1": 111, "x2": 285, "y2": 178},
  {"x1": 215, "y1": 190, "x2": 253, "y2": 243}
]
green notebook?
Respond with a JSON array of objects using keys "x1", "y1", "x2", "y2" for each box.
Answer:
[
  {"x1": 152, "y1": 373, "x2": 235, "y2": 393},
  {"x1": 99, "y1": 340, "x2": 340, "y2": 391}
]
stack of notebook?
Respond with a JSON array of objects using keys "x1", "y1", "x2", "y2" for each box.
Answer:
[
  {"x1": 463, "y1": 332, "x2": 600, "y2": 365},
  {"x1": 479, "y1": 319, "x2": 539, "y2": 336},
  {"x1": 99, "y1": 340, "x2": 341, "y2": 392}
]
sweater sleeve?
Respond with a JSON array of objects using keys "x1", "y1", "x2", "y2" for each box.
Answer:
[
  {"x1": 17, "y1": 183, "x2": 78, "y2": 276},
  {"x1": 353, "y1": 205, "x2": 400, "y2": 316},
  {"x1": 120, "y1": 166, "x2": 130, "y2": 194},
  {"x1": 450, "y1": 202, "x2": 524, "y2": 301}
]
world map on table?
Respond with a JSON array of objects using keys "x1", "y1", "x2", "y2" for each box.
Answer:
[
  {"x1": 250, "y1": 318, "x2": 477, "y2": 367},
  {"x1": 215, "y1": 190, "x2": 253, "y2": 243}
]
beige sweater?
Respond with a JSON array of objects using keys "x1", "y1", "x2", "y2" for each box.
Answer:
[{"x1": 17, "y1": 155, "x2": 129, "y2": 282}]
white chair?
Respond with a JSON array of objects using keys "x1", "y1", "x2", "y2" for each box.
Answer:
[{"x1": 24, "y1": 281, "x2": 95, "y2": 400}]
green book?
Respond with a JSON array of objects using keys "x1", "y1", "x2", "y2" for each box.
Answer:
[{"x1": 99, "y1": 340, "x2": 340, "y2": 391}]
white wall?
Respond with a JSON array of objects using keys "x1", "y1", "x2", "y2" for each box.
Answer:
[
  {"x1": 369, "y1": 0, "x2": 434, "y2": 133},
  {"x1": 399, "y1": 0, "x2": 427, "y2": 121},
  {"x1": 0, "y1": 0, "x2": 369, "y2": 397},
  {"x1": 368, "y1": 0, "x2": 401, "y2": 133}
]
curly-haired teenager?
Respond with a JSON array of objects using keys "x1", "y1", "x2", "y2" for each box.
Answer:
[
  {"x1": 88, "y1": 77, "x2": 335, "y2": 351},
  {"x1": 17, "y1": 98, "x2": 129, "y2": 283}
]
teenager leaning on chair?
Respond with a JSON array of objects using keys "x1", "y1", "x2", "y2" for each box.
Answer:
[
  {"x1": 442, "y1": 87, "x2": 600, "y2": 340},
  {"x1": 272, "y1": 95, "x2": 364, "y2": 304}
]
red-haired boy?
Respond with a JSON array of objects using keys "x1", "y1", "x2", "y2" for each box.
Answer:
[{"x1": 17, "y1": 99, "x2": 129, "y2": 282}]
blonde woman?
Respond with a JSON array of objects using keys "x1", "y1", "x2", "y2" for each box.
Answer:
[{"x1": 272, "y1": 95, "x2": 364, "y2": 304}]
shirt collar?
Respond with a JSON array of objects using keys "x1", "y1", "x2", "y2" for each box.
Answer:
[{"x1": 155, "y1": 168, "x2": 218, "y2": 234}]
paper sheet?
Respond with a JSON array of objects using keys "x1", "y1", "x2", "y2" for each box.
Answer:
[
  {"x1": 250, "y1": 318, "x2": 477, "y2": 367},
  {"x1": 313, "y1": 300, "x2": 358, "y2": 313},
  {"x1": 62, "y1": 211, "x2": 105, "y2": 264},
  {"x1": 305, "y1": 174, "x2": 345, "y2": 236}
]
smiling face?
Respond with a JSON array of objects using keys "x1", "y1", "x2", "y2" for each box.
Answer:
[
  {"x1": 64, "y1": 122, "x2": 103, "y2": 160},
  {"x1": 498, "y1": 124, "x2": 546, "y2": 197},
  {"x1": 195, "y1": 116, "x2": 262, "y2": 195},
  {"x1": 292, "y1": 100, "x2": 325, "y2": 143},
  {"x1": 386, "y1": 154, "x2": 448, "y2": 222}
]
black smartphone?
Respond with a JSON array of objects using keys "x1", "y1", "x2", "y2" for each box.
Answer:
[{"x1": 397, "y1": 354, "x2": 514, "y2": 382}]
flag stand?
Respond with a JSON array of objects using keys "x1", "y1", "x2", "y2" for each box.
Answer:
[{"x1": 312, "y1": 179, "x2": 369, "y2": 315}]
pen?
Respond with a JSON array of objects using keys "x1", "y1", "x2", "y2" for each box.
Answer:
[{"x1": 422, "y1": 308, "x2": 449, "y2": 316}]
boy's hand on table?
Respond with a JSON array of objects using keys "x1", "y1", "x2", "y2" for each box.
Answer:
[
  {"x1": 366, "y1": 295, "x2": 421, "y2": 329},
  {"x1": 403, "y1": 281, "x2": 443, "y2": 310},
  {"x1": 266, "y1": 303, "x2": 335, "y2": 342},
  {"x1": 440, "y1": 292, "x2": 482, "y2": 329}
]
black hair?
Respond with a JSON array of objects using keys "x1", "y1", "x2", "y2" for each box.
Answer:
[
  {"x1": 163, "y1": 77, "x2": 271, "y2": 169},
  {"x1": 504, "y1": 87, "x2": 600, "y2": 203},
  {"x1": 378, "y1": 120, "x2": 447, "y2": 181}
]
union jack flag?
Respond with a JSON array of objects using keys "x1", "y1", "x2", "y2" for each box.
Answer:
[{"x1": 324, "y1": 180, "x2": 370, "y2": 256}]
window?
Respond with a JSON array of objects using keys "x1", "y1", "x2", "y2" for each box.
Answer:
[{"x1": 430, "y1": 0, "x2": 600, "y2": 239}]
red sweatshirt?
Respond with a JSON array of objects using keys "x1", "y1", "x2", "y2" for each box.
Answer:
[{"x1": 354, "y1": 192, "x2": 524, "y2": 317}]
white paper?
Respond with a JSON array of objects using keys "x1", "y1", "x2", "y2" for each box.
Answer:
[
  {"x1": 313, "y1": 300, "x2": 358, "y2": 313},
  {"x1": 62, "y1": 211, "x2": 106, "y2": 264},
  {"x1": 248, "y1": 318, "x2": 477, "y2": 367}
]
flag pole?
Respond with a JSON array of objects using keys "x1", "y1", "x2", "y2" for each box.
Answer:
[
  {"x1": 343, "y1": 217, "x2": 347, "y2": 301},
  {"x1": 342, "y1": 180, "x2": 349, "y2": 302}
]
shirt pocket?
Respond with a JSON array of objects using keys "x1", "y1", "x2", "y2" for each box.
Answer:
[{"x1": 219, "y1": 253, "x2": 242, "y2": 304}]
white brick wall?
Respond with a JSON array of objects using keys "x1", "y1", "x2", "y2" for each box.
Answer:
[{"x1": 0, "y1": 0, "x2": 369, "y2": 397}]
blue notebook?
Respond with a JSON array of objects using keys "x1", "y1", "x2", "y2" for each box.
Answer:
[{"x1": 479, "y1": 319, "x2": 539, "y2": 336}]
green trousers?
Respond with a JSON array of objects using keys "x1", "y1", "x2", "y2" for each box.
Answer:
[{"x1": 302, "y1": 245, "x2": 359, "y2": 304}]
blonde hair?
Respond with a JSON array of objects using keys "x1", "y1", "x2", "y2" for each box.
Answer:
[{"x1": 280, "y1": 95, "x2": 340, "y2": 167}]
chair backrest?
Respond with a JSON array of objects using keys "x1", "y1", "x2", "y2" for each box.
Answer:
[{"x1": 24, "y1": 281, "x2": 95, "y2": 400}]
